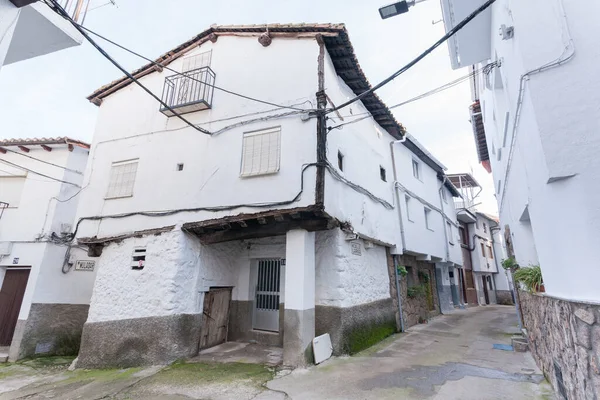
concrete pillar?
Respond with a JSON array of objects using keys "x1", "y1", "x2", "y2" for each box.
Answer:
[
  {"x1": 283, "y1": 229, "x2": 315, "y2": 367},
  {"x1": 0, "y1": 0, "x2": 19, "y2": 70}
]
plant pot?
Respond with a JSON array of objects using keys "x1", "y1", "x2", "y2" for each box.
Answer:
[{"x1": 536, "y1": 284, "x2": 545, "y2": 293}]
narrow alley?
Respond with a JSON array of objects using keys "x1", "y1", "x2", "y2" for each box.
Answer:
[{"x1": 0, "y1": 306, "x2": 552, "y2": 399}]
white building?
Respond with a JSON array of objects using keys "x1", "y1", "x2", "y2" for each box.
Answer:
[
  {"x1": 72, "y1": 23, "x2": 462, "y2": 368},
  {"x1": 0, "y1": 0, "x2": 82, "y2": 72},
  {"x1": 440, "y1": 0, "x2": 600, "y2": 397},
  {"x1": 0, "y1": 138, "x2": 92, "y2": 361}
]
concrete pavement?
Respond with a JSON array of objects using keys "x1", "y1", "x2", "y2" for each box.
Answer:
[
  {"x1": 268, "y1": 305, "x2": 554, "y2": 399},
  {"x1": 0, "y1": 305, "x2": 554, "y2": 399}
]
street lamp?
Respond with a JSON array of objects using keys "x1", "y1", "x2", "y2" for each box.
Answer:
[{"x1": 378, "y1": 0, "x2": 428, "y2": 19}]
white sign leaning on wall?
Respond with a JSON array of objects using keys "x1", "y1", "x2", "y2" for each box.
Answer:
[{"x1": 75, "y1": 260, "x2": 96, "y2": 271}]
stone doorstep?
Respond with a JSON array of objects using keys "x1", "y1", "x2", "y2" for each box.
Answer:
[{"x1": 0, "y1": 353, "x2": 8, "y2": 363}]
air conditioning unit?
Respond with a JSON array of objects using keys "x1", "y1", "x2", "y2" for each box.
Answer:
[{"x1": 0, "y1": 242, "x2": 12, "y2": 256}]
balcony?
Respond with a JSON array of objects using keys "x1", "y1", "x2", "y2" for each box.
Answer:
[{"x1": 160, "y1": 67, "x2": 215, "y2": 117}]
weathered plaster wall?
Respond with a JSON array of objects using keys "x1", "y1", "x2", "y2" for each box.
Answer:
[
  {"x1": 520, "y1": 292, "x2": 600, "y2": 400},
  {"x1": 76, "y1": 36, "x2": 319, "y2": 240},
  {"x1": 315, "y1": 229, "x2": 391, "y2": 308}
]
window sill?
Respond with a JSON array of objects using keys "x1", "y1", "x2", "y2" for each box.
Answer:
[
  {"x1": 105, "y1": 195, "x2": 134, "y2": 200},
  {"x1": 240, "y1": 171, "x2": 279, "y2": 178}
]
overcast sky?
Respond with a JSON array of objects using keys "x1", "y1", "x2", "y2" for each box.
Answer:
[{"x1": 0, "y1": 0, "x2": 498, "y2": 214}]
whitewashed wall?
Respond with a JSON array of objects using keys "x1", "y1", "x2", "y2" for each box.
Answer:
[
  {"x1": 315, "y1": 229, "x2": 390, "y2": 308},
  {"x1": 322, "y1": 51, "x2": 398, "y2": 247},
  {"x1": 471, "y1": 0, "x2": 600, "y2": 301},
  {"x1": 0, "y1": 145, "x2": 92, "y2": 320},
  {"x1": 76, "y1": 36, "x2": 320, "y2": 240}
]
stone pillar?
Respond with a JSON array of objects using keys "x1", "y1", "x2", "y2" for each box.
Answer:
[{"x1": 283, "y1": 229, "x2": 315, "y2": 367}]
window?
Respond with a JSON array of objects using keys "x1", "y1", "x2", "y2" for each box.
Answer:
[
  {"x1": 483, "y1": 223, "x2": 487, "y2": 233},
  {"x1": 447, "y1": 222, "x2": 454, "y2": 245},
  {"x1": 405, "y1": 195, "x2": 413, "y2": 222},
  {"x1": 424, "y1": 207, "x2": 432, "y2": 230},
  {"x1": 487, "y1": 245, "x2": 494, "y2": 259},
  {"x1": 106, "y1": 159, "x2": 138, "y2": 199},
  {"x1": 131, "y1": 247, "x2": 146, "y2": 270},
  {"x1": 441, "y1": 188, "x2": 447, "y2": 203},
  {"x1": 481, "y1": 243, "x2": 486, "y2": 258},
  {"x1": 176, "y1": 163, "x2": 184, "y2": 171},
  {"x1": 240, "y1": 127, "x2": 281, "y2": 177},
  {"x1": 379, "y1": 166, "x2": 386, "y2": 182},
  {"x1": 459, "y1": 226, "x2": 468, "y2": 245},
  {"x1": 338, "y1": 151, "x2": 344, "y2": 171},
  {"x1": 412, "y1": 159, "x2": 420, "y2": 180}
]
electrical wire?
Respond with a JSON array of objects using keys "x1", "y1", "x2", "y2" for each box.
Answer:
[
  {"x1": 3, "y1": 147, "x2": 83, "y2": 175},
  {"x1": 0, "y1": 158, "x2": 80, "y2": 187},
  {"x1": 328, "y1": 64, "x2": 495, "y2": 131},
  {"x1": 325, "y1": 162, "x2": 393, "y2": 209},
  {"x1": 44, "y1": 5, "x2": 313, "y2": 113},
  {"x1": 327, "y1": 0, "x2": 497, "y2": 114},
  {"x1": 61, "y1": 163, "x2": 320, "y2": 242},
  {"x1": 44, "y1": 0, "x2": 212, "y2": 135}
]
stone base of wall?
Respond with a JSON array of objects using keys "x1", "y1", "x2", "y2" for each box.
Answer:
[
  {"x1": 315, "y1": 298, "x2": 396, "y2": 355},
  {"x1": 496, "y1": 290, "x2": 514, "y2": 306},
  {"x1": 77, "y1": 313, "x2": 202, "y2": 368},
  {"x1": 520, "y1": 291, "x2": 600, "y2": 400},
  {"x1": 9, "y1": 303, "x2": 89, "y2": 361},
  {"x1": 228, "y1": 301, "x2": 283, "y2": 347}
]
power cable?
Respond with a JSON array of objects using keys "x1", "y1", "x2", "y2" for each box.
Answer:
[
  {"x1": 327, "y1": 0, "x2": 497, "y2": 114},
  {"x1": 44, "y1": 0, "x2": 212, "y2": 135},
  {"x1": 0, "y1": 158, "x2": 80, "y2": 186},
  {"x1": 3, "y1": 147, "x2": 83, "y2": 175},
  {"x1": 44, "y1": 4, "x2": 313, "y2": 113},
  {"x1": 328, "y1": 64, "x2": 494, "y2": 131}
]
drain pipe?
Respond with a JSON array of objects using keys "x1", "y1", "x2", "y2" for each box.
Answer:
[{"x1": 390, "y1": 138, "x2": 407, "y2": 332}]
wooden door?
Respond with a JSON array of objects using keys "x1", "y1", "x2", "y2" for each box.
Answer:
[
  {"x1": 482, "y1": 276, "x2": 490, "y2": 305},
  {"x1": 0, "y1": 269, "x2": 30, "y2": 346},
  {"x1": 199, "y1": 287, "x2": 232, "y2": 350}
]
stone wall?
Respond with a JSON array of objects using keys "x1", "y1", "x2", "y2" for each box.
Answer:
[
  {"x1": 391, "y1": 255, "x2": 440, "y2": 329},
  {"x1": 9, "y1": 304, "x2": 89, "y2": 361},
  {"x1": 520, "y1": 291, "x2": 600, "y2": 400},
  {"x1": 496, "y1": 290, "x2": 514, "y2": 305}
]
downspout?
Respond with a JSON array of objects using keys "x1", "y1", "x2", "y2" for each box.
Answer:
[
  {"x1": 438, "y1": 177, "x2": 451, "y2": 261},
  {"x1": 390, "y1": 138, "x2": 407, "y2": 331}
]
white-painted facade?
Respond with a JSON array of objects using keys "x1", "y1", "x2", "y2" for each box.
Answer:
[
  {"x1": 441, "y1": 0, "x2": 600, "y2": 302},
  {"x1": 75, "y1": 26, "x2": 464, "y2": 364},
  {"x1": 0, "y1": 140, "x2": 92, "y2": 355},
  {"x1": 0, "y1": 0, "x2": 82, "y2": 71}
]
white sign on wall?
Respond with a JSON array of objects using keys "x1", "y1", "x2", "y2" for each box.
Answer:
[
  {"x1": 75, "y1": 260, "x2": 96, "y2": 271},
  {"x1": 351, "y1": 241, "x2": 362, "y2": 256}
]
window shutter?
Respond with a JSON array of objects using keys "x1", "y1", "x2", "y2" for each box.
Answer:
[
  {"x1": 241, "y1": 127, "x2": 281, "y2": 177},
  {"x1": 106, "y1": 160, "x2": 138, "y2": 199}
]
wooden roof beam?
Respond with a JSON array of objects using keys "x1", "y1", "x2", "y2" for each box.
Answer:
[{"x1": 18, "y1": 145, "x2": 29, "y2": 153}]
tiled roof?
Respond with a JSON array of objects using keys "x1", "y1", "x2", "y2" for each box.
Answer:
[
  {"x1": 0, "y1": 137, "x2": 90, "y2": 149},
  {"x1": 86, "y1": 23, "x2": 406, "y2": 139}
]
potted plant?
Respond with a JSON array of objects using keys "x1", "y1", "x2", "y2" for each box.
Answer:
[{"x1": 513, "y1": 264, "x2": 544, "y2": 293}]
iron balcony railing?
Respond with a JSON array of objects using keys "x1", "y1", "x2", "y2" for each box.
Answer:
[{"x1": 160, "y1": 66, "x2": 215, "y2": 117}]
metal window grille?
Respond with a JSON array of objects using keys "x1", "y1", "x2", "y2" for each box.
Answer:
[
  {"x1": 106, "y1": 160, "x2": 138, "y2": 199},
  {"x1": 240, "y1": 127, "x2": 281, "y2": 177},
  {"x1": 131, "y1": 247, "x2": 146, "y2": 270},
  {"x1": 181, "y1": 50, "x2": 212, "y2": 72},
  {"x1": 255, "y1": 259, "x2": 281, "y2": 311}
]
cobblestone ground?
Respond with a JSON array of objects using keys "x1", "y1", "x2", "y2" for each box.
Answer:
[{"x1": 0, "y1": 306, "x2": 554, "y2": 399}]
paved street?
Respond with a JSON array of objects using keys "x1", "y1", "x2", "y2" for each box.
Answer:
[
  {"x1": 0, "y1": 306, "x2": 553, "y2": 399},
  {"x1": 268, "y1": 305, "x2": 553, "y2": 399}
]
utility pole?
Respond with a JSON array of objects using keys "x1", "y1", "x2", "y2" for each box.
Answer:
[{"x1": 315, "y1": 35, "x2": 327, "y2": 206}]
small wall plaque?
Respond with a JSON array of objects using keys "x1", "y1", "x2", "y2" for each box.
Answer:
[
  {"x1": 75, "y1": 260, "x2": 95, "y2": 271},
  {"x1": 351, "y1": 241, "x2": 362, "y2": 256}
]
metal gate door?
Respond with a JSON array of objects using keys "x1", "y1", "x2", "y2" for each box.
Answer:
[{"x1": 252, "y1": 259, "x2": 281, "y2": 332}]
